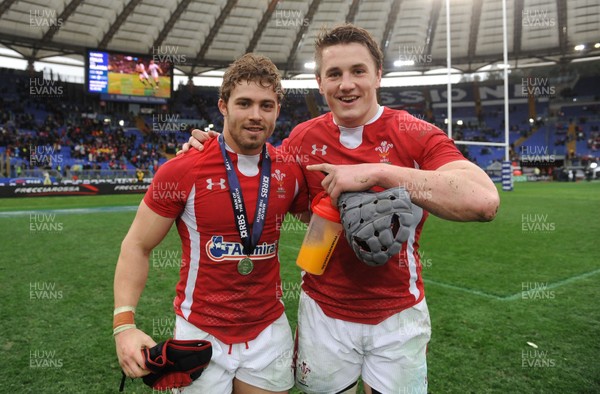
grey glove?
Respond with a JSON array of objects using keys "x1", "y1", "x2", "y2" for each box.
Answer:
[{"x1": 337, "y1": 187, "x2": 413, "y2": 266}]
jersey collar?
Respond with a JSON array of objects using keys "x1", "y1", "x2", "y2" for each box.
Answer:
[{"x1": 334, "y1": 105, "x2": 384, "y2": 149}]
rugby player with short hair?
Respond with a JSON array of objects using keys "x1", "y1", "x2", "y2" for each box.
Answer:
[
  {"x1": 113, "y1": 53, "x2": 309, "y2": 394},
  {"x1": 185, "y1": 24, "x2": 499, "y2": 394},
  {"x1": 285, "y1": 24, "x2": 498, "y2": 394}
]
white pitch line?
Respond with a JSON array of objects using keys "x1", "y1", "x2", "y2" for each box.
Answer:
[
  {"x1": 0, "y1": 205, "x2": 138, "y2": 217},
  {"x1": 501, "y1": 267, "x2": 600, "y2": 301},
  {"x1": 426, "y1": 267, "x2": 600, "y2": 301},
  {"x1": 284, "y1": 244, "x2": 524, "y2": 301},
  {"x1": 7, "y1": 207, "x2": 596, "y2": 300},
  {"x1": 279, "y1": 244, "x2": 300, "y2": 252},
  {"x1": 282, "y1": 242, "x2": 600, "y2": 302},
  {"x1": 423, "y1": 279, "x2": 506, "y2": 301}
]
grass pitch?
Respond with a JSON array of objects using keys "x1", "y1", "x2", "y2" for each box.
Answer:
[
  {"x1": 0, "y1": 181, "x2": 598, "y2": 393},
  {"x1": 108, "y1": 73, "x2": 170, "y2": 98}
]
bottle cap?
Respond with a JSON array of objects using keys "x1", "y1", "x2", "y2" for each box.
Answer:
[{"x1": 311, "y1": 191, "x2": 341, "y2": 223}]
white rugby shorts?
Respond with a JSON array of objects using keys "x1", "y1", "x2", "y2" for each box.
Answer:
[
  {"x1": 295, "y1": 291, "x2": 431, "y2": 394},
  {"x1": 174, "y1": 313, "x2": 294, "y2": 393}
]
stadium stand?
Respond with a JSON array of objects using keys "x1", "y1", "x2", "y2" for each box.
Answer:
[{"x1": 2, "y1": 66, "x2": 599, "y2": 185}]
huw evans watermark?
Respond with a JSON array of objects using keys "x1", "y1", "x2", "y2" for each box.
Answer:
[
  {"x1": 30, "y1": 145, "x2": 63, "y2": 166},
  {"x1": 274, "y1": 9, "x2": 309, "y2": 27},
  {"x1": 152, "y1": 114, "x2": 189, "y2": 133},
  {"x1": 397, "y1": 45, "x2": 432, "y2": 65},
  {"x1": 29, "y1": 78, "x2": 64, "y2": 97},
  {"x1": 151, "y1": 249, "x2": 184, "y2": 269},
  {"x1": 520, "y1": 77, "x2": 556, "y2": 98},
  {"x1": 30, "y1": 349, "x2": 63, "y2": 368},
  {"x1": 521, "y1": 282, "x2": 555, "y2": 300},
  {"x1": 152, "y1": 317, "x2": 175, "y2": 337},
  {"x1": 152, "y1": 46, "x2": 188, "y2": 65},
  {"x1": 29, "y1": 9, "x2": 63, "y2": 28},
  {"x1": 29, "y1": 213, "x2": 64, "y2": 233},
  {"x1": 520, "y1": 146, "x2": 556, "y2": 166},
  {"x1": 398, "y1": 249, "x2": 433, "y2": 269},
  {"x1": 30, "y1": 282, "x2": 63, "y2": 300},
  {"x1": 276, "y1": 281, "x2": 303, "y2": 301},
  {"x1": 521, "y1": 213, "x2": 555, "y2": 233},
  {"x1": 276, "y1": 213, "x2": 308, "y2": 233},
  {"x1": 274, "y1": 145, "x2": 310, "y2": 165},
  {"x1": 521, "y1": 349, "x2": 556, "y2": 367},
  {"x1": 151, "y1": 181, "x2": 188, "y2": 202},
  {"x1": 522, "y1": 9, "x2": 556, "y2": 28},
  {"x1": 397, "y1": 112, "x2": 435, "y2": 136},
  {"x1": 399, "y1": 180, "x2": 433, "y2": 201}
]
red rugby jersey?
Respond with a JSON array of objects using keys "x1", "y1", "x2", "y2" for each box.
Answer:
[
  {"x1": 281, "y1": 106, "x2": 466, "y2": 324},
  {"x1": 144, "y1": 138, "x2": 308, "y2": 343}
]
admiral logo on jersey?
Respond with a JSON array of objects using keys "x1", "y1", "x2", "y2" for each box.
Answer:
[{"x1": 206, "y1": 235, "x2": 277, "y2": 261}]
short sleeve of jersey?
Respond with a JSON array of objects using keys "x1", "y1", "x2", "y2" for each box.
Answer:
[
  {"x1": 143, "y1": 151, "x2": 203, "y2": 218},
  {"x1": 284, "y1": 113, "x2": 327, "y2": 151},
  {"x1": 399, "y1": 112, "x2": 467, "y2": 171}
]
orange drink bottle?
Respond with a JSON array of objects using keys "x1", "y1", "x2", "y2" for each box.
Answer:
[{"x1": 296, "y1": 192, "x2": 342, "y2": 275}]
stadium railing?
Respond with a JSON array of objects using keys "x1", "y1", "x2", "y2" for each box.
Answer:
[{"x1": 17, "y1": 169, "x2": 152, "y2": 183}]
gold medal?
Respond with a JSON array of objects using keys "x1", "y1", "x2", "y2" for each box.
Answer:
[{"x1": 237, "y1": 257, "x2": 254, "y2": 275}]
